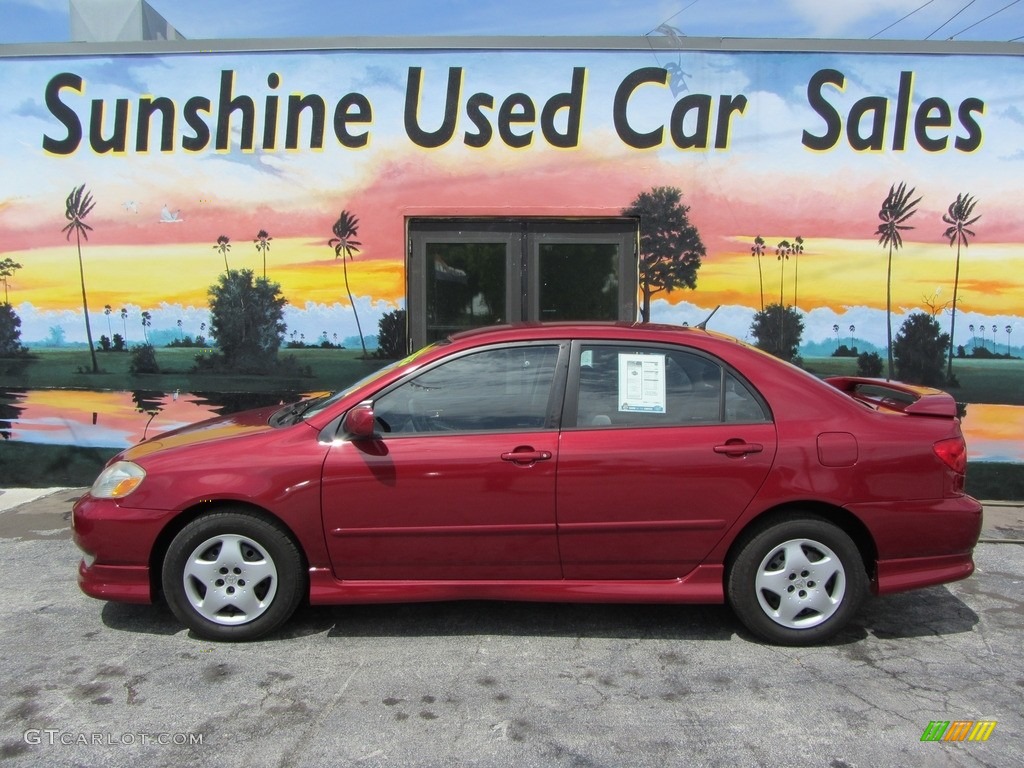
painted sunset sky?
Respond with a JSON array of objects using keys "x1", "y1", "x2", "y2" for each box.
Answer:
[{"x1": 1, "y1": 45, "x2": 1023, "y2": 349}]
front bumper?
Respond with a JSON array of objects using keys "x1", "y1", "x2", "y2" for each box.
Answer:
[
  {"x1": 72, "y1": 493, "x2": 176, "y2": 605},
  {"x1": 78, "y1": 560, "x2": 153, "y2": 603}
]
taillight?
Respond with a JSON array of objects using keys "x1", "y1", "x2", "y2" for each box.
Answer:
[{"x1": 934, "y1": 437, "x2": 967, "y2": 474}]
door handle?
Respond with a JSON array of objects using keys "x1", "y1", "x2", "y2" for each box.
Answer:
[
  {"x1": 501, "y1": 448, "x2": 553, "y2": 464},
  {"x1": 713, "y1": 441, "x2": 763, "y2": 457}
]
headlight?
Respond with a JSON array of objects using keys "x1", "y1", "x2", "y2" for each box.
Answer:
[{"x1": 90, "y1": 461, "x2": 146, "y2": 499}]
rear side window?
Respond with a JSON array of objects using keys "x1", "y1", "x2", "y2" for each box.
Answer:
[
  {"x1": 572, "y1": 344, "x2": 768, "y2": 428},
  {"x1": 374, "y1": 344, "x2": 560, "y2": 434}
]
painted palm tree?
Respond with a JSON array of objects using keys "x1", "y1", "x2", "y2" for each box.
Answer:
[
  {"x1": 941, "y1": 193, "x2": 980, "y2": 381},
  {"x1": 0, "y1": 257, "x2": 22, "y2": 304},
  {"x1": 791, "y1": 236, "x2": 804, "y2": 309},
  {"x1": 875, "y1": 182, "x2": 921, "y2": 380},
  {"x1": 775, "y1": 239, "x2": 792, "y2": 307},
  {"x1": 328, "y1": 209, "x2": 367, "y2": 357},
  {"x1": 120, "y1": 307, "x2": 128, "y2": 344},
  {"x1": 61, "y1": 184, "x2": 99, "y2": 373},
  {"x1": 833, "y1": 323, "x2": 840, "y2": 351},
  {"x1": 1007, "y1": 325, "x2": 1013, "y2": 356},
  {"x1": 254, "y1": 229, "x2": 272, "y2": 279},
  {"x1": 750, "y1": 236, "x2": 766, "y2": 311},
  {"x1": 103, "y1": 304, "x2": 113, "y2": 339},
  {"x1": 214, "y1": 235, "x2": 232, "y2": 275},
  {"x1": 141, "y1": 310, "x2": 152, "y2": 343},
  {"x1": 775, "y1": 239, "x2": 792, "y2": 352}
]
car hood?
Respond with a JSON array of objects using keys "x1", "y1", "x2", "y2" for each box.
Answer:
[{"x1": 120, "y1": 405, "x2": 283, "y2": 462}]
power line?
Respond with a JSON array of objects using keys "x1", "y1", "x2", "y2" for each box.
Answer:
[
  {"x1": 646, "y1": 0, "x2": 702, "y2": 36},
  {"x1": 870, "y1": 0, "x2": 936, "y2": 39},
  {"x1": 925, "y1": 0, "x2": 978, "y2": 40},
  {"x1": 948, "y1": 0, "x2": 1022, "y2": 38}
]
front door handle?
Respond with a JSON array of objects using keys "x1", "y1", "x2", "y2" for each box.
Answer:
[
  {"x1": 501, "y1": 447, "x2": 553, "y2": 464},
  {"x1": 714, "y1": 440, "x2": 764, "y2": 457}
]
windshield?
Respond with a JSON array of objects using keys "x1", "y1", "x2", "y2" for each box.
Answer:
[{"x1": 297, "y1": 343, "x2": 442, "y2": 421}]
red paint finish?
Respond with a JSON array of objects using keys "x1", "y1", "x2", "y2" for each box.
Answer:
[{"x1": 72, "y1": 322, "x2": 982, "y2": 638}]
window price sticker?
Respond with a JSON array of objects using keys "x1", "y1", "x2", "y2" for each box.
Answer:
[{"x1": 618, "y1": 353, "x2": 666, "y2": 412}]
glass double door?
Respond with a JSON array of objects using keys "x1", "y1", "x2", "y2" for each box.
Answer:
[{"x1": 408, "y1": 219, "x2": 638, "y2": 349}]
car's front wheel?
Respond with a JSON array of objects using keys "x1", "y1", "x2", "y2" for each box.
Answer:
[
  {"x1": 162, "y1": 511, "x2": 305, "y2": 641},
  {"x1": 727, "y1": 516, "x2": 868, "y2": 645}
]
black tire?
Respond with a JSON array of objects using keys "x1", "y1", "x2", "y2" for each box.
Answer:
[
  {"x1": 161, "y1": 511, "x2": 305, "y2": 641},
  {"x1": 727, "y1": 516, "x2": 868, "y2": 646}
]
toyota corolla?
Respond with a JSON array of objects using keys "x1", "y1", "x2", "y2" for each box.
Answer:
[{"x1": 72, "y1": 323, "x2": 982, "y2": 645}]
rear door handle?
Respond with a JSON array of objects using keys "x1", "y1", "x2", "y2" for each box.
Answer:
[
  {"x1": 714, "y1": 441, "x2": 763, "y2": 457},
  {"x1": 501, "y1": 448, "x2": 553, "y2": 464}
]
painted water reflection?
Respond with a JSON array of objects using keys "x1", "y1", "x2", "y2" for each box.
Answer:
[
  {"x1": 1, "y1": 389, "x2": 1022, "y2": 461},
  {"x1": 0, "y1": 389, "x2": 309, "y2": 449}
]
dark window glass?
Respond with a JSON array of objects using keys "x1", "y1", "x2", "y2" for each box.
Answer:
[
  {"x1": 375, "y1": 345, "x2": 559, "y2": 434},
  {"x1": 425, "y1": 242, "x2": 508, "y2": 343},
  {"x1": 573, "y1": 345, "x2": 768, "y2": 428}
]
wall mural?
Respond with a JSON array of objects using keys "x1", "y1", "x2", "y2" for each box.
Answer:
[{"x1": 0, "y1": 44, "x2": 1021, "y2": 490}]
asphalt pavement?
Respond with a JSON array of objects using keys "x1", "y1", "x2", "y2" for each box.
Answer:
[{"x1": 0, "y1": 488, "x2": 1022, "y2": 767}]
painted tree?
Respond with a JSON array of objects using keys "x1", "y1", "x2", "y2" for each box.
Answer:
[
  {"x1": 103, "y1": 304, "x2": 113, "y2": 339},
  {"x1": 775, "y1": 239, "x2": 792, "y2": 307},
  {"x1": 0, "y1": 303, "x2": 26, "y2": 356},
  {"x1": 941, "y1": 193, "x2": 980, "y2": 381},
  {"x1": 622, "y1": 187, "x2": 705, "y2": 322},
  {"x1": 141, "y1": 310, "x2": 152, "y2": 343},
  {"x1": 750, "y1": 303, "x2": 804, "y2": 363},
  {"x1": 894, "y1": 312, "x2": 949, "y2": 387},
  {"x1": 328, "y1": 209, "x2": 367, "y2": 357},
  {"x1": 61, "y1": 184, "x2": 99, "y2": 373},
  {"x1": 874, "y1": 182, "x2": 921, "y2": 380},
  {"x1": 254, "y1": 229, "x2": 272, "y2": 279},
  {"x1": 214, "y1": 235, "x2": 232, "y2": 275},
  {"x1": 0, "y1": 257, "x2": 22, "y2": 304},
  {"x1": 207, "y1": 269, "x2": 287, "y2": 371},
  {"x1": 120, "y1": 307, "x2": 128, "y2": 343},
  {"x1": 791, "y1": 235, "x2": 804, "y2": 309},
  {"x1": 750, "y1": 235, "x2": 766, "y2": 311},
  {"x1": 775, "y1": 239, "x2": 792, "y2": 352}
]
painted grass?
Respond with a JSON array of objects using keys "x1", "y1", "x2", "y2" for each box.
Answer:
[
  {"x1": 0, "y1": 347, "x2": 391, "y2": 393},
  {"x1": 803, "y1": 356, "x2": 1024, "y2": 406}
]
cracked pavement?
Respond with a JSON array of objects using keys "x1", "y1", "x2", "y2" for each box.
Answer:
[{"x1": 0, "y1": 489, "x2": 1021, "y2": 767}]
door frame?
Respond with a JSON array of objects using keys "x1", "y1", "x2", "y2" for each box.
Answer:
[{"x1": 408, "y1": 217, "x2": 638, "y2": 350}]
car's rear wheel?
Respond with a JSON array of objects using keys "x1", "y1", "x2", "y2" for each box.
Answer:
[
  {"x1": 727, "y1": 516, "x2": 867, "y2": 646},
  {"x1": 162, "y1": 511, "x2": 305, "y2": 641}
]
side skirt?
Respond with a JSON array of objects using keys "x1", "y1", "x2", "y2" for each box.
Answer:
[{"x1": 307, "y1": 565, "x2": 725, "y2": 605}]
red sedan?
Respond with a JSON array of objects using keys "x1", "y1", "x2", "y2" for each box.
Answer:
[{"x1": 72, "y1": 323, "x2": 981, "y2": 645}]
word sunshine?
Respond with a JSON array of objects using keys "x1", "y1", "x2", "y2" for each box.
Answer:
[{"x1": 41, "y1": 65, "x2": 985, "y2": 156}]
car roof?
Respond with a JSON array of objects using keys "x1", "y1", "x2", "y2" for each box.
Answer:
[{"x1": 447, "y1": 321, "x2": 710, "y2": 344}]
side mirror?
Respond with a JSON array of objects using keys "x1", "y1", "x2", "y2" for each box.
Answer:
[{"x1": 342, "y1": 402, "x2": 376, "y2": 439}]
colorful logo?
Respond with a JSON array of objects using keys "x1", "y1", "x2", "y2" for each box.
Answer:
[{"x1": 921, "y1": 720, "x2": 997, "y2": 742}]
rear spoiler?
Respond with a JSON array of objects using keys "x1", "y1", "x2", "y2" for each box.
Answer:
[{"x1": 824, "y1": 377, "x2": 959, "y2": 418}]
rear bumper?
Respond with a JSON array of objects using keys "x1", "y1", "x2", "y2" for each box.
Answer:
[
  {"x1": 846, "y1": 494, "x2": 983, "y2": 595},
  {"x1": 874, "y1": 553, "x2": 975, "y2": 595}
]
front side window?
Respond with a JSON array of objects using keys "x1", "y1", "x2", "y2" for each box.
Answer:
[
  {"x1": 572, "y1": 344, "x2": 768, "y2": 428},
  {"x1": 374, "y1": 345, "x2": 560, "y2": 434}
]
